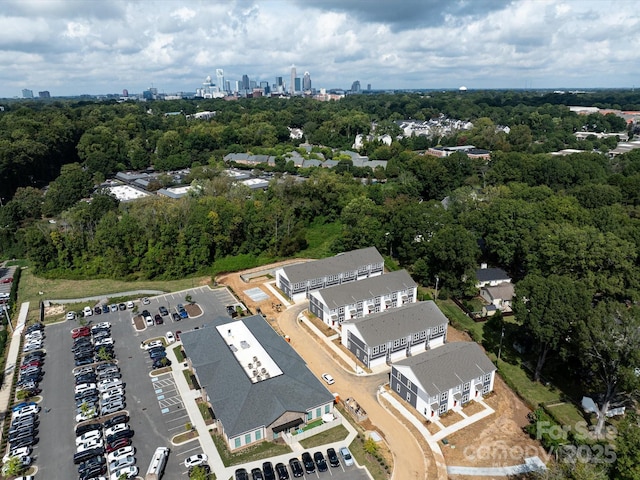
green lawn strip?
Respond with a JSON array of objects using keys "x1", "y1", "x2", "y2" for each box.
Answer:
[
  {"x1": 198, "y1": 401, "x2": 213, "y2": 422},
  {"x1": 183, "y1": 369, "x2": 195, "y2": 389},
  {"x1": 496, "y1": 360, "x2": 562, "y2": 407},
  {"x1": 437, "y1": 299, "x2": 484, "y2": 343},
  {"x1": 298, "y1": 425, "x2": 349, "y2": 449},
  {"x1": 173, "y1": 345, "x2": 185, "y2": 362},
  {"x1": 211, "y1": 433, "x2": 291, "y2": 467}
]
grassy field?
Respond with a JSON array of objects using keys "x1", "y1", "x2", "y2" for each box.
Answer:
[
  {"x1": 298, "y1": 424, "x2": 349, "y2": 449},
  {"x1": 211, "y1": 434, "x2": 292, "y2": 467},
  {"x1": 437, "y1": 299, "x2": 485, "y2": 343},
  {"x1": 19, "y1": 268, "x2": 211, "y2": 304}
]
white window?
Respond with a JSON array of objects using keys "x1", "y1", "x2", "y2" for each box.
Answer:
[
  {"x1": 406, "y1": 392, "x2": 411, "y2": 402},
  {"x1": 396, "y1": 382, "x2": 401, "y2": 393},
  {"x1": 372, "y1": 346, "x2": 379, "y2": 355},
  {"x1": 407, "y1": 380, "x2": 412, "y2": 389}
]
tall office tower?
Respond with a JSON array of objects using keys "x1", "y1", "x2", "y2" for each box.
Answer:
[
  {"x1": 302, "y1": 71, "x2": 311, "y2": 91},
  {"x1": 216, "y1": 69, "x2": 225, "y2": 93},
  {"x1": 225, "y1": 80, "x2": 231, "y2": 93},
  {"x1": 242, "y1": 74, "x2": 250, "y2": 91},
  {"x1": 276, "y1": 76, "x2": 283, "y2": 87},
  {"x1": 294, "y1": 77, "x2": 301, "y2": 92},
  {"x1": 22, "y1": 89, "x2": 33, "y2": 99},
  {"x1": 38, "y1": 91, "x2": 51, "y2": 98},
  {"x1": 367, "y1": 84, "x2": 371, "y2": 91},
  {"x1": 290, "y1": 66, "x2": 296, "y2": 95},
  {"x1": 122, "y1": 89, "x2": 129, "y2": 97},
  {"x1": 350, "y1": 80, "x2": 361, "y2": 93},
  {"x1": 260, "y1": 81, "x2": 270, "y2": 94}
]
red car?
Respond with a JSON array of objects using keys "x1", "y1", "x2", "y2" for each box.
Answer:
[
  {"x1": 106, "y1": 437, "x2": 131, "y2": 453},
  {"x1": 21, "y1": 360, "x2": 42, "y2": 369},
  {"x1": 175, "y1": 331, "x2": 181, "y2": 341},
  {"x1": 71, "y1": 327, "x2": 91, "y2": 339},
  {"x1": 1, "y1": 277, "x2": 13, "y2": 283}
]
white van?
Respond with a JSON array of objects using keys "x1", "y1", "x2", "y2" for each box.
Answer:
[{"x1": 146, "y1": 446, "x2": 170, "y2": 479}]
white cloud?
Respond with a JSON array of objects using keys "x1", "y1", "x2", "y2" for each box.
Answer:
[{"x1": 0, "y1": 0, "x2": 638, "y2": 97}]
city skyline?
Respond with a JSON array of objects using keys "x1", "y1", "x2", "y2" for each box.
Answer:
[{"x1": 1, "y1": 0, "x2": 639, "y2": 98}]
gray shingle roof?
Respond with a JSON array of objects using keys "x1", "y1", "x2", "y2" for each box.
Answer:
[
  {"x1": 344, "y1": 301, "x2": 448, "y2": 346},
  {"x1": 475, "y1": 267, "x2": 510, "y2": 283},
  {"x1": 315, "y1": 269, "x2": 416, "y2": 309},
  {"x1": 180, "y1": 315, "x2": 334, "y2": 438},
  {"x1": 280, "y1": 247, "x2": 383, "y2": 285},
  {"x1": 394, "y1": 342, "x2": 496, "y2": 395}
]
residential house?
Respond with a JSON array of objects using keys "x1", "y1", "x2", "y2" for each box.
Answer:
[
  {"x1": 341, "y1": 301, "x2": 448, "y2": 369},
  {"x1": 275, "y1": 247, "x2": 384, "y2": 302},
  {"x1": 390, "y1": 342, "x2": 496, "y2": 419},
  {"x1": 180, "y1": 315, "x2": 335, "y2": 451},
  {"x1": 480, "y1": 282, "x2": 515, "y2": 313},
  {"x1": 309, "y1": 269, "x2": 417, "y2": 328},
  {"x1": 475, "y1": 265, "x2": 511, "y2": 288}
]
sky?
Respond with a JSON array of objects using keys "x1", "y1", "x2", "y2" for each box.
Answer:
[{"x1": 0, "y1": 0, "x2": 639, "y2": 98}]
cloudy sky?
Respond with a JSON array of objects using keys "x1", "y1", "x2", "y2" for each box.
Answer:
[{"x1": 0, "y1": 0, "x2": 638, "y2": 97}]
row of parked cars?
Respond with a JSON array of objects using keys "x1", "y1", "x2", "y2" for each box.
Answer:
[
  {"x1": 71, "y1": 321, "x2": 138, "y2": 480},
  {"x1": 143, "y1": 340, "x2": 172, "y2": 370},
  {"x1": 67, "y1": 301, "x2": 137, "y2": 321},
  {"x1": 3, "y1": 322, "x2": 47, "y2": 478},
  {"x1": 234, "y1": 447, "x2": 353, "y2": 480}
]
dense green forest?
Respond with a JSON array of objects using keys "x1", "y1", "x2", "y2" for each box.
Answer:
[{"x1": 3, "y1": 90, "x2": 640, "y2": 477}]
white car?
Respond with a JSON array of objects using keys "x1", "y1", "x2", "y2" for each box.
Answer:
[
  {"x1": 104, "y1": 423, "x2": 129, "y2": 437},
  {"x1": 126, "y1": 301, "x2": 134, "y2": 309},
  {"x1": 66, "y1": 311, "x2": 76, "y2": 320},
  {"x1": 83, "y1": 306, "x2": 93, "y2": 317},
  {"x1": 92, "y1": 322, "x2": 111, "y2": 330},
  {"x1": 110, "y1": 465, "x2": 138, "y2": 480},
  {"x1": 3, "y1": 447, "x2": 31, "y2": 463},
  {"x1": 109, "y1": 455, "x2": 135, "y2": 472},
  {"x1": 12, "y1": 405, "x2": 39, "y2": 418},
  {"x1": 321, "y1": 373, "x2": 335, "y2": 385},
  {"x1": 141, "y1": 297, "x2": 150, "y2": 305},
  {"x1": 94, "y1": 337, "x2": 114, "y2": 347},
  {"x1": 101, "y1": 388, "x2": 125, "y2": 401},
  {"x1": 165, "y1": 332, "x2": 175, "y2": 344},
  {"x1": 76, "y1": 430, "x2": 102, "y2": 445},
  {"x1": 98, "y1": 379, "x2": 123, "y2": 392},
  {"x1": 75, "y1": 383, "x2": 97, "y2": 394},
  {"x1": 107, "y1": 445, "x2": 135, "y2": 463},
  {"x1": 339, "y1": 446, "x2": 354, "y2": 466},
  {"x1": 76, "y1": 438, "x2": 103, "y2": 453},
  {"x1": 144, "y1": 340, "x2": 163, "y2": 350},
  {"x1": 184, "y1": 453, "x2": 208, "y2": 468}
]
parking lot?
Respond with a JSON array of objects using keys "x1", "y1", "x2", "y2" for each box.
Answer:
[{"x1": 28, "y1": 284, "x2": 371, "y2": 480}]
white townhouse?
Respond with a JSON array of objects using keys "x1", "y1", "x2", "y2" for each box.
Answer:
[
  {"x1": 341, "y1": 301, "x2": 448, "y2": 369},
  {"x1": 390, "y1": 342, "x2": 496, "y2": 420},
  {"x1": 275, "y1": 247, "x2": 384, "y2": 302},
  {"x1": 309, "y1": 269, "x2": 417, "y2": 329}
]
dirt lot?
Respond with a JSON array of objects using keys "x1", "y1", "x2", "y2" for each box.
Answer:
[{"x1": 218, "y1": 267, "x2": 542, "y2": 477}]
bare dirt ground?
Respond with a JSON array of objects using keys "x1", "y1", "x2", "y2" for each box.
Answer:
[{"x1": 218, "y1": 268, "x2": 541, "y2": 479}]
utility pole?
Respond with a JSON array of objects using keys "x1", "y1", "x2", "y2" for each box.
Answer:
[
  {"x1": 434, "y1": 275, "x2": 439, "y2": 301},
  {"x1": 497, "y1": 324, "x2": 505, "y2": 361}
]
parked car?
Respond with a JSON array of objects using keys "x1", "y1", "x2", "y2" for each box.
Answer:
[
  {"x1": 234, "y1": 468, "x2": 249, "y2": 480},
  {"x1": 152, "y1": 358, "x2": 171, "y2": 369},
  {"x1": 262, "y1": 461, "x2": 276, "y2": 480},
  {"x1": 83, "y1": 306, "x2": 93, "y2": 317},
  {"x1": 251, "y1": 467, "x2": 265, "y2": 480},
  {"x1": 172, "y1": 312, "x2": 181, "y2": 322},
  {"x1": 126, "y1": 301, "x2": 134, "y2": 309},
  {"x1": 184, "y1": 453, "x2": 208, "y2": 468},
  {"x1": 275, "y1": 462, "x2": 290, "y2": 480},
  {"x1": 313, "y1": 451, "x2": 328, "y2": 472},
  {"x1": 326, "y1": 447, "x2": 340, "y2": 467},
  {"x1": 66, "y1": 311, "x2": 77, "y2": 321},
  {"x1": 301, "y1": 452, "x2": 315, "y2": 473},
  {"x1": 288, "y1": 458, "x2": 303, "y2": 478},
  {"x1": 110, "y1": 465, "x2": 138, "y2": 480},
  {"x1": 110, "y1": 304, "x2": 118, "y2": 312},
  {"x1": 154, "y1": 314, "x2": 163, "y2": 325},
  {"x1": 159, "y1": 305, "x2": 169, "y2": 316},
  {"x1": 106, "y1": 445, "x2": 135, "y2": 463},
  {"x1": 339, "y1": 446, "x2": 354, "y2": 466},
  {"x1": 141, "y1": 297, "x2": 150, "y2": 305},
  {"x1": 106, "y1": 437, "x2": 131, "y2": 453},
  {"x1": 165, "y1": 332, "x2": 175, "y2": 344},
  {"x1": 103, "y1": 413, "x2": 129, "y2": 429}
]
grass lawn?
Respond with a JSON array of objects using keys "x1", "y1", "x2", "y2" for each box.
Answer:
[
  {"x1": 198, "y1": 401, "x2": 213, "y2": 423},
  {"x1": 173, "y1": 345, "x2": 185, "y2": 362},
  {"x1": 298, "y1": 425, "x2": 349, "y2": 449},
  {"x1": 545, "y1": 403, "x2": 587, "y2": 427},
  {"x1": 437, "y1": 299, "x2": 485, "y2": 343},
  {"x1": 211, "y1": 433, "x2": 291, "y2": 467},
  {"x1": 301, "y1": 219, "x2": 342, "y2": 259},
  {"x1": 497, "y1": 360, "x2": 562, "y2": 406},
  {"x1": 183, "y1": 369, "x2": 195, "y2": 389},
  {"x1": 18, "y1": 268, "x2": 211, "y2": 304}
]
